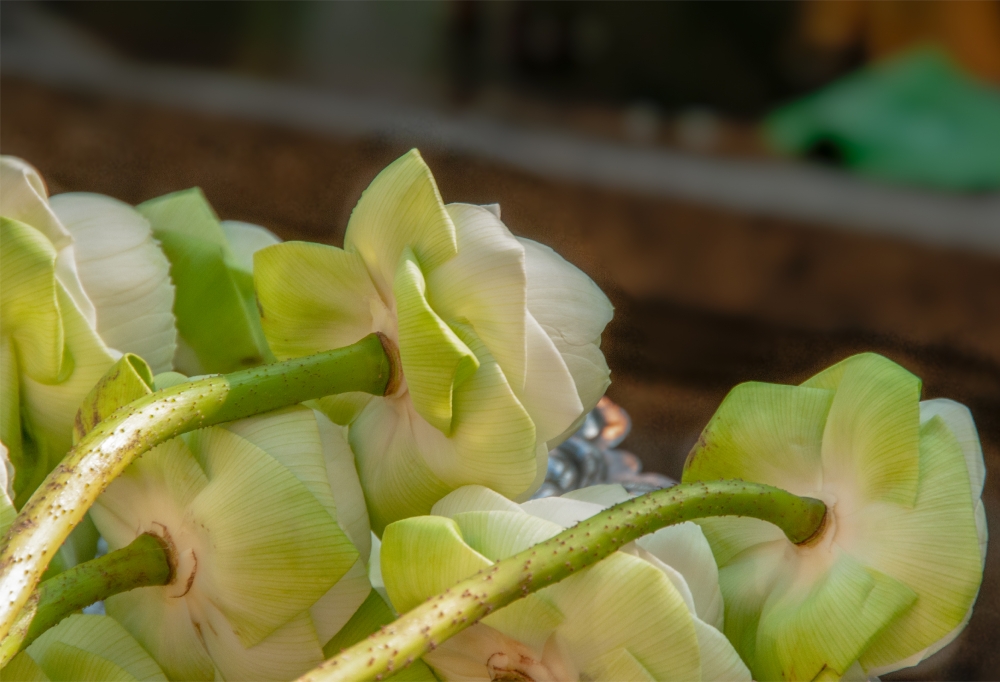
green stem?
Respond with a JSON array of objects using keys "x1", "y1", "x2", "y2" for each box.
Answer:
[
  {"x1": 0, "y1": 333, "x2": 394, "y2": 642},
  {"x1": 1, "y1": 533, "x2": 172, "y2": 661},
  {"x1": 298, "y1": 480, "x2": 826, "y2": 682}
]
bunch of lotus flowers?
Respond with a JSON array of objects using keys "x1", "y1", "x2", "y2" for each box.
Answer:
[{"x1": 0, "y1": 151, "x2": 987, "y2": 682}]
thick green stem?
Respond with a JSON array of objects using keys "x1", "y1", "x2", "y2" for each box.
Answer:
[
  {"x1": 1, "y1": 533, "x2": 171, "y2": 661},
  {"x1": 299, "y1": 480, "x2": 826, "y2": 682},
  {"x1": 0, "y1": 333, "x2": 393, "y2": 641}
]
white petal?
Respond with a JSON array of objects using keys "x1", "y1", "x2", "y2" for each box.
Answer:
[
  {"x1": 308, "y1": 558, "x2": 372, "y2": 646},
  {"x1": 51, "y1": 193, "x2": 177, "y2": 373},
  {"x1": 920, "y1": 399, "x2": 985, "y2": 502},
  {"x1": 315, "y1": 411, "x2": 372, "y2": 560},
  {"x1": 519, "y1": 496, "x2": 603, "y2": 529},
  {"x1": 220, "y1": 220, "x2": 281, "y2": 274}
]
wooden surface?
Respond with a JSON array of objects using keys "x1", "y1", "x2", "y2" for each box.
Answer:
[{"x1": 3, "y1": 77, "x2": 998, "y2": 679}]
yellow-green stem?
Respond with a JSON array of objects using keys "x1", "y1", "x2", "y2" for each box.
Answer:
[
  {"x1": 299, "y1": 480, "x2": 826, "y2": 682},
  {"x1": 0, "y1": 333, "x2": 393, "y2": 645}
]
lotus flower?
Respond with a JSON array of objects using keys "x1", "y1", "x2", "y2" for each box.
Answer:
[
  {"x1": 255, "y1": 149, "x2": 613, "y2": 532},
  {"x1": 0, "y1": 157, "x2": 175, "y2": 503},
  {"x1": 377, "y1": 484, "x2": 751, "y2": 681},
  {"x1": 682, "y1": 353, "x2": 987, "y2": 679},
  {"x1": 90, "y1": 399, "x2": 373, "y2": 681},
  {"x1": 5, "y1": 614, "x2": 167, "y2": 681},
  {"x1": 136, "y1": 189, "x2": 280, "y2": 375}
]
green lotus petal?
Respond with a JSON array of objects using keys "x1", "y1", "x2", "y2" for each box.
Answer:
[
  {"x1": 854, "y1": 416, "x2": 984, "y2": 673},
  {"x1": 254, "y1": 242, "x2": 378, "y2": 360},
  {"x1": 315, "y1": 393, "x2": 374, "y2": 426},
  {"x1": 583, "y1": 648, "x2": 656, "y2": 682},
  {"x1": 393, "y1": 246, "x2": 479, "y2": 433},
  {"x1": 51, "y1": 193, "x2": 177, "y2": 374},
  {"x1": 36, "y1": 643, "x2": 135, "y2": 681},
  {"x1": 451, "y1": 510, "x2": 562, "y2": 561},
  {"x1": 430, "y1": 485, "x2": 522, "y2": 517},
  {"x1": 427, "y1": 203, "x2": 528, "y2": 393},
  {"x1": 811, "y1": 353, "x2": 922, "y2": 506},
  {"x1": 188, "y1": 427, "x2": 357, "y2": 647},
  {"x1": 19, "y1": 286, "x2": 115, "y2": 504},
  {"x1": 138, "y1": 188, "x2": 271, "y2": 374},
  {"x1": 349, "y1": 398, "x2": 454, "y2": 534},
  {"x1": 27, "y1": 615, "x2": 167, "y2": 681},
  {"x1": 220, "y1": 220, "x2": 281, "y2": 273},
  {"x1": 683, "y1": 381, "x2": 831, "y2": 496},
  {"x1": 0, "y1": 217, "x2": 63, "y2": 383},
  {"x1": 482, "y1": 593, "x2": 564, "y2": 656},
  {"x1": 74, "y1": 354, "x2": 153, "y2": 443},
  {"x1": 200, "y1": 606, "x2": 323, "y2": 682},
  {"x1": 223, "y1": 406, "x2": 339, "y2": 525},
  {"x1": 560, "y1": 483, "x2": 630, "y2": 507},
  {"x1": 638, "y1": 522, "x2": 726, "y2": 631},
  {"x1": 104, "y1": 588, "x2": 213, "y2": 682},
  {"x1": 151, "y1": 371, "x2": 188, "y2": 391},
  {"x1": 550, "y1": 552, "x2": 701, "y2": 681},
  {"x1": 920, "y1": 399, "x2": 985, "y2": 502},
  {"x1": 381, "y1": 515, "x2": 491, "y2": 613},
  {"x1": 343, "y1": 149, "x2": 457, "y2": 298},
  {"x1": 1, "y1": 337, "x2": 23, "y2": 474},
  {"x1": 691, "y1": 617, "x2": 752, "y2": 681},
  {"x1": 309, "y1": 558, "x2": 372, "y2": 646},
  {"x1": 0, "y1": 442, "x2": 16, "y2": 537},
  {"x1": 314, "y1": 411, "x2": 371, "y2": 559},
  {"x1": 754, "y1": 551, "x2": 916, "y2": 681},
  {"x1": 4, "y1": 652, "x2": 50, "y2": 681},
  {"x1": 518, "y1": 237, "x2": 613, "y2": 424},
  {"x1": 321, "y1": 589, "x2": 439, "y2": 682}
]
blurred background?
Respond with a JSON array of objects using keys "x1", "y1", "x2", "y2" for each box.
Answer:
[{"x1": 2, "y1": 1, "x2": 999, "y2": 678}]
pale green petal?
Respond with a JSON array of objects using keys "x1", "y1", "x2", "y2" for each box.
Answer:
[
  {"x1": 583, "y1": 648, "x2": 656, "y2": 682},
  {"x1": 73, "y1": 354, "x2": 154, "y2": 443},
  {"x1": 344, "y1": 149, "x2": 457, "y2": 298},
  {"x1": 682, "y1": 381, "x2": 830, "y2": 497},
  {"x1": 188, "y1": 427, "x2": 357, "y2": 646},
  {"x1": 451, "y1": 510, "x2": 562, "y2": 561},
  {"x1": 754, "y1": 551, "x2": 916, "y2": 682},
  {"x1": 199, "y1": 605, "x2": 323, "y2": 682},
  {"x1": 4, "y1": 652, "x2": 50, "y2": 681},
  {"x1": 431, "y1": 484, "x2": 523, "y2": 518},
  {"x1": 254, "y1": 242, "x2": 378, "y2": 360},
  {"x1": 51, "y1": 193, "x2": 177, "y2": 373},
  {"x1": 853, "y1": 417, "x2": 984, "y2": 673},
  {"x1": 1, "y1": 337, "x2": 24, "y2": 478},
  {"x1": 223, "y1": 406, "x2": 339, "y2": 525},
  {"x1": 518, "y1": 237, "x2": 612, "y2": 415},
  {"x1": 551, "y1": 552, "x2": 702, "y2": 681},
  {"x1": 560, "y1": 484, "x2": 630, "y2": 507},
  {"x1": 34, "y1": 643, "x2": 134, "y2": 681},
  {"x1": 27, "y1": 615, "x2": 167, "y2": 681},
  {"x1": 427, "y1": 202, "x2": 527, "y2": 392},
  {"x1": 138, "y1": 188, "x2": 271, "y2": 373},
  {"x1": 104, "y1": 589, "x2": 213, "y2": 682},
  {"x1": 380, "y1": 515, "x2": 491, "y2": 613},
  {"x1": 424, "y1": 624, "x2": 575, "y2": 681},
  {"x1": 314, "y1": 412, "x2": 371, "y2": 559},
  {"x1": 309, "y1": 558, "x2": 372, "y2": 646},
  {"x1": 349, "y1": 398, "x2": 454, "y2": 534},
  {"x1": 919, "y1": 398, "x2": 985, "y2": 501},
  {"x1": 520, "y1": 497, "x2": 603, "y2": 530},
  {"x1": 393, "y1": 247, "x2": 478, "y2": 433},
  {"x1": 638, "y1": 522, "x2": 726, "y2": 630},
  {"x1": 219, "y1": 220, "x2": 280, "y2": 273},
  {"x1": 814, "y1": 353, "x2": 922, "y2": 506},
  {"x1": 0, "y1": 217, "x2": 64, "y2": 383},
  {"x1": 519, "y1": 313, "x2": 584, "y2": 446},
  {"x1": 697, "y1": 515, "x2": 787, "y2": 567},
  {"x1": 691, "y1": 617, "x2": 752, "y2": 681},
  {"x1": 482, "y1": 594, "x2": 564, "y2": 656},
  {"x1": 314, "y1": 393, "x2": 374, "y2": 426},
  {"x1": 152, "y1": 371, "x2": 189, "y2": 391}
]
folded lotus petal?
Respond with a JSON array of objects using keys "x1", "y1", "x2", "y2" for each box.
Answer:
[
  {"x1": 520, "y1": 313, "x2": 585, "y2": 446},
  {"x1": 920, "y1": 399, "x2": 986, "y2": 501},
  {"x1": 25, "y1": 615, "x2": 167, "y2": 681},
  {"x1": 220, "y1": 220, "x2": 281, "y2": 273},
  {"x1": 520, "y1": 496, "x2": 603, "y2": 530},
  {"x1": 560, "y1": 483, "x2": 631, "y2": 507},
  {"x1": 853, "y1": 417, "x2": 984, "y2": 673},
  {"x1": 0, "y1": 156, "x2": 96, "y2": 326},
  {"x1": 0, "y1": 218, "x2": 64, "y2": 383},
  {"x1": 308, "y1": 558, "x2": 372, "y2": 645},
  {"x1": 344, "y1": 149, "x2": 457, "y2": 299},
  {"x1": 381, "y1": 515, "x2": 492, "y2": 613},
  {"x1": 315, "y1": 412, "x2": 372, "y2": 560},
  {"x1": 51, "y1": 193, "x2": 177, "y2": 374},
  {"x1": 451, "y1": 510, "x2": 562, "y2": 561},
  {"x1": 138, "y1": 188, "x2": 270, "y2": 373},
  {"x1": 691, "y1": 617, "x2": 753, "y2": 681},
  {"x1": 683, "y1": 382, "x2": 830, "y2": 496},
  {"x1": 480, "y1": 592, "x2": 565, "y2": 656},
  {"x1": 754, "y1": 551, "x2": 916, "y2": 681},
  {"x1": 807, "y1": 353, "x2": 922, "y2": 506},
  {"x1": 1, "y1": 341, "x2": 22, "y2": 472},
  {"x1": 430, "y1": 484, "x2": 523, "y2": 517},
  {"x1": 0, "y1": 443, "x2": 15, "y2": 536},
  {"x1": 255, "y1": 242, "x2": 378, "y2": 360},
  {"x1": 584, "y1": 647, "x2": 656, "y2": 682},
  {"x1": 427, "y1": 203, "x2": 528, "y2": 392},
  {"x1": 4, "y1": 651, "x2": 49, "y2": 681}
]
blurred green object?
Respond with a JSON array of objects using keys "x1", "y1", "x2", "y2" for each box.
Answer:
[{"x1": 765, "y1": 48, "x2": 1000, "y2": 191}]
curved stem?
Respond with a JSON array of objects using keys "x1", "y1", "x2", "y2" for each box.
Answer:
[
  {"x1": 0, "y1": 333, "x2": 393, "y2": 641},
  {"x1": 1, "y1": 533, "x2": 171, "y2": 662},
  {"x1": 298, "y1": 480, "x2": 826, "y2": 682}
]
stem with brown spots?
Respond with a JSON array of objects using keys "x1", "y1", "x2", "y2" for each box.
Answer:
[
  {"x1": 298, "y1": 480, "x2": 826, "y2": 682},
  {"x1": 0, "y1": 333, "x2": 394, "y2": 649}
]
